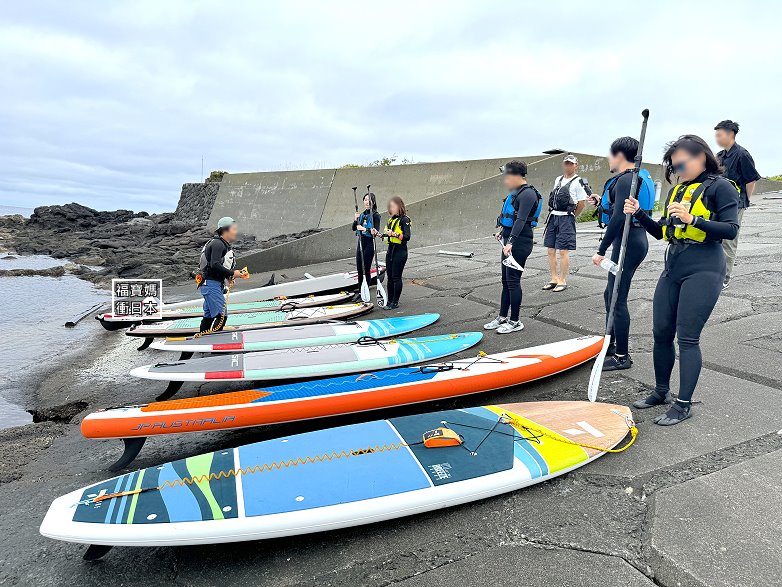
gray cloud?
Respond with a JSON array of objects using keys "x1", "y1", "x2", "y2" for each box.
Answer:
[{"x1": 1, "y1": 0, "x2": 778, "y2": 212}]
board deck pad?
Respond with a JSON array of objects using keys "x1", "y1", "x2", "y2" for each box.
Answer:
[
  {"x1": 44, "y1": 401, "x2": 634, "y2": 547},
  {"x1": 160, "y1": 268, "x2": 385, "y2": 311},
  {"x1": 126, "y1": 303, "x2": 374, "y2": 337},
  {"x1": 149, "y1": 314, "x2": 440, "y2": 353},
  {"x1": 130, "y1": 332, "x2": 483, "y2": 382},
  {"x1": 82, "y1": 336, "x2": 605, "y2": 441}
]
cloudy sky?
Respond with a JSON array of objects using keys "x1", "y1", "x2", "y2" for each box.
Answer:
[{"x1": 2, "y1": 1, "x2": 778, "y2": 212}]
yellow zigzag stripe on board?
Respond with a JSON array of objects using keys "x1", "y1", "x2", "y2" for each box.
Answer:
[{"x1": 92, "y1": 444, "x2": 409, "y2": 503}]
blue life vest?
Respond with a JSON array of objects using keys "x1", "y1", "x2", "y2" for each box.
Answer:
[
  {"x1": 498, "y1": 186, "x2": 542, "y2": 229},
  {"x1": 600, "y1": 168, "x2": 655, "y2": 226},
  {"x1": 357, "y1": 210, "x2": 375, "y2": 237}
]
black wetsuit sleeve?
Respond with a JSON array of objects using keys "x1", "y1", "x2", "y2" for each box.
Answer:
[
  {"x1": 509, "y1": 188, "x2": 538, "y2": 241},
  {"x1": 633, "y1": 208, "x2": 665, "y2": 240},
  {"x1": 597, "y1": 173, "x2": 634, "y2": 255},
  {"x1": 398, "y1": 216, "x2": 411, "y2": 243},
  {"x1": 373, "y1": 212, "x2": 382, "y2": 231},
  {"x1": 694, "y1": 180, "x2": 739, "y2": 240},
  {"x1": 351, "y1": 219, "x2": 358, "y2": 231},
  {"x1": 206, "y1": 239, "x2": 233, "y2": 279}
]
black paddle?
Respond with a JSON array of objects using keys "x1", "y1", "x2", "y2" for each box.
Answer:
[
  {"x1": 352, "y1": 187, "x2": 371, "y2": 302},
  {"x1": 366, "y1": 184, "x2": 387, "y2": 307},
  {"x1": 588, "y1": 108, "x2": 650, "y2": 401}
]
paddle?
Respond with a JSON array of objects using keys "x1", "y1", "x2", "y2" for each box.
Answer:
[
  {"x1": 367, "y1": 184, "x2": 387, "y2": 307},
  {"x1": 588, "y1": 108, "x2": 650, "y2": 402},
  {"x1": 352, "y1": 186, "x2": 371, "y2": 302}
]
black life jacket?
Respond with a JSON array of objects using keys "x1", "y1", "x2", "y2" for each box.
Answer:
[{"x1": 548, "y1": 176, "x2": 578, "y2": 213}]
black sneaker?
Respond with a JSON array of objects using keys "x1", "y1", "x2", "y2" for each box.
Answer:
[
  {"x1": 632, "y1": 390, "x2": 673, "y2": 409},
  {"x1": 602, "y1": 354, "x2": 632, "y2": 371},
  {"x1": 653, "y1": 400, "x2": 692, "y2": 426}
]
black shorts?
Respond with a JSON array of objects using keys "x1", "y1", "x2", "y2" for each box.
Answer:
[{"x1": 544, "y1": 214, "x2": 577, "y2": 250}]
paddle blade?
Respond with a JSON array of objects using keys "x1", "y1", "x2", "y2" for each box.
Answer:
[
  {"x1": 376, "y1": 281, "x2": 387, "y2": 307},
  {"x1": 587, "y1": 335, "x2": 612, "y2": 402},
  {"x1": 360, "y1": 279, "x2": 371, "y2": 303}
]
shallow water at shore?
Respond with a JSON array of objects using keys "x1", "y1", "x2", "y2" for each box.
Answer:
[{"x1": 0, "y1": 253, "x2": 109, "y2": 429}]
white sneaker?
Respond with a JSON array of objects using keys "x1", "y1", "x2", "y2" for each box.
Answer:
[
  {"x1": 497, "y1": 320, "x2": 524, "y2": 334},
  {"x1": 483, "y1": 317, "x2": 507, "y2": 330}
]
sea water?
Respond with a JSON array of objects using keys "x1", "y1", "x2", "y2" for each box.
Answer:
[{"x1": 0, "y1": 253, "x2": 109, "y2": 429}]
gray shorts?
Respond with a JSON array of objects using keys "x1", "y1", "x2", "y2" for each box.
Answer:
[{"x1": 544, "y1": 214, "x2": 577, "y2": 250}]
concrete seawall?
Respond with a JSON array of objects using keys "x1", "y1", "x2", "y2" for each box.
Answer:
[{"x1": 238, "y1": 152, "x2": 670, "y2": 272}]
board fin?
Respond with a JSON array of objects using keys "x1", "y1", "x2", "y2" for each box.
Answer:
[
  {"x1": 108, "y1": 437, "x2": 147, "y2": 472},
  {"x1": 155, "y1": 381, "x2": 184, "y2": 402},
  {"x1": 137, "y1": 337, "x2": 153, "y2": 351},
  {"x1": 264, "y1": 273, "x2": 275, "y2": 287},
  {"x1": 178, "y1": 351, "x2": 194, "y2": 361},
  {"x1": 83, "y1": 544, "x2": 113, "y2": 561}
]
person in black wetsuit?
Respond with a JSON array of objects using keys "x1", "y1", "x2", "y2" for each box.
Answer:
[
  {"x1": 484, "y1": 160, "x2": 541, "y2": 334},
  {"x1": 591, "y1": 137, "x2": 650, "y2": 370},
  {"x1": 351, "y1": 192, "x2": 381, "y2": 282},
  {"x1": 625, "y1": 135, "x2": 739, "y2": 425},
  {"x1": 382, "y1": 196, "x2": 411, "y2": 309}
]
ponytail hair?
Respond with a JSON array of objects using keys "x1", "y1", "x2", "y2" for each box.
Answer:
[{"x1": 365, "y1": 192, "x2": 378, "y2": 212}]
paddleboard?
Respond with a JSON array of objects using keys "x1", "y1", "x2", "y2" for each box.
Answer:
[
  {"x1": 82, "y1": 336, "x2": 604, "y2": 471},
  {"x1": 101, "y1": 292, "x2": 354, "y2": 325},
  {"x1": 126, "y1": 303, "x2": 374, "y2": 338},
  {"x1": 149, "y1": 313, "x2": 440, "y2": 353},
  {"x1": 97, "y1": 269, "x2": 384, "y2": 331},
  {"x1": 43, "y1": 400, "x2": 634, "y2": 555},
  {"x1": 131, "y1": 333, "x2": 483, "y2": 383}
]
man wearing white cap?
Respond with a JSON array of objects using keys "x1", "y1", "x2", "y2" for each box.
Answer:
[
  {"x1": 197, "y1": 217, "x2": 244, "y2": 333},
  {"x1": 542, "y1": 154, "x2": 590, "y2": 292}
]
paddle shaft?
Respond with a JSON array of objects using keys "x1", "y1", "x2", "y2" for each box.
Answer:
[
  {"x1": 604, "y1": 109, "x2": 649, "y2": 338},
  {"x1": 367, "y1": 184, "x2": 387, "y2": 306},
  {"x1": 353, "y1": 187, "x2": 371, "y2": 301}
]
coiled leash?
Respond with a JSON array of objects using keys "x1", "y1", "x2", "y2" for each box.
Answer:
[{"x1": 194, "y1": 267, "x2": 249, "y2": 338}]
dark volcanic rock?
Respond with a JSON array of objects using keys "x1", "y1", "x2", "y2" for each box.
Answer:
[
  {"x1": 0, "y1": 266, "x2": 66, "y2": 277},
  {"x1": 3, "y1": 202, "x2": 319, "y2": 287}
]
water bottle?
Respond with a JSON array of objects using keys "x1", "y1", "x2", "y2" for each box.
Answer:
[{"x1": 600, "y1": 259, "x2": 619, "y2": 275}]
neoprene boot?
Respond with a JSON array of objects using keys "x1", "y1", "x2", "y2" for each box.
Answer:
[
  {"x1": 603, "y1": 354, "x2": 632, "y2": 371},
  {"x1": 653, "y1": 400, "x2": 693, "y2": 426},
  {"x1": 632, "y1": 389, "x2": 672, "y2": 409},
  {"x1": 199, "y1": 317, "x2": 214, "y2": 333}
]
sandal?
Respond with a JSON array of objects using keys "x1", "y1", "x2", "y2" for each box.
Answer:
[
  {"x1": 552, "y1": 283, "x2": 568, "y2": 292},
  {"x1": 542, "y1": 282, "x2": 557, "y2": 291}
]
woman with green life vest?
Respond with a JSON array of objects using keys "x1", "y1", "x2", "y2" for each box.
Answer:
[
  {"x1": 382, "y1": 196, "x2": 411, "y2": 309},
  {"x1": 624, "y1": 135, "x2": 739, "y2": 425},
  {"x1": 590, "y1": 137, "x2": 654, "y2": 370}
]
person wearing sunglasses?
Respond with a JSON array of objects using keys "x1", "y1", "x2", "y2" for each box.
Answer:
[{"x1": 623, "y1": 134, "x2": 739, "y2": 425}]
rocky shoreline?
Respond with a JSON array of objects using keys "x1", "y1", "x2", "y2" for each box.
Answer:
[{"x1": 0, "y1": 202, "x2": 321, "y2": 286}]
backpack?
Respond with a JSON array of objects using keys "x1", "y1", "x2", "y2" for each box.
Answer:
[
  {"x1": 194, "y1": 237, "x2": 235, "y2": 288},
  {"x1": 598, "y1": 169, "x2": 655, "y2": 227}
]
